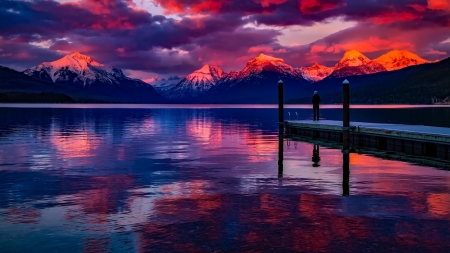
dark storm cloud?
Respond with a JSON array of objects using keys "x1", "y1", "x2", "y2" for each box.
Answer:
[
  {"x1": 0, "y1": 0, "x2": 449, "y2": 75},
  {"x1": 0, "y1": 0, "x2": 261, "y2": 73},
  {"x1": 153, "y1": 0, "x2": 449, "y2": 28}
]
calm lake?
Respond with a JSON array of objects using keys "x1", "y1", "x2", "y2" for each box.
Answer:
[{"x1": 1, "y1": 104, "x2": 450, "y2": 252}]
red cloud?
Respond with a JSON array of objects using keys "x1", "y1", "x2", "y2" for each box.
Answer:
[
  {"x1": 155, "y1": 0, "x2": 224, "y2": 14},
  {"x1": 372, "y1": 12, "x2": 423, "y2": 25},
  {"x1": 408, "y1": 4, "x2": 427, "y2": 12},
  {"x1": 299, "y1": 0, "x2": 341, "y2": 14},
  {"x1": 155, "y1": 0, "x2": 289, "y2": 14},
  {"x1": 256, "y1": 0, "x2": 288, "y2": 7},
  {"x1": 2, "y1": 0, "x2": 450, "y2": 75}
]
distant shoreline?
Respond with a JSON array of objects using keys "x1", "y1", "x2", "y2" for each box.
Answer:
[{"x1": 1, "y1": 103, "x2": 450, "y2": 109}]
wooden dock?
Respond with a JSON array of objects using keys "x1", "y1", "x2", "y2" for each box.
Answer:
[{"x1": 285, "y1": 120, "x2": 450, "y2": 160}]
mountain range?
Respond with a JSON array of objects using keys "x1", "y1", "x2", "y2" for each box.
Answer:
[
  {"x1": 203, "y1": 54, "x2": 308, "y2": 103},
  {"x1": 288, "y1": 56, "x2": 450, "y2": 104},
  {"x1": 23, "y1": 52, "x2": 165, "y2": 103},
  {"x1": 148, "y1": 49, "x2": 432, "y2": 103},
  {"x1": 0, "y1": 49, "x2": 445, "y2": 104}
]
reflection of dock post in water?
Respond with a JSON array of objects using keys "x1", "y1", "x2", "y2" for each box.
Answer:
[
  {"x1": 312, "y1": 144, "x2": 321, "y2": 167},
  {"x1": 278, "y1": 79, "x2": 284, "y2": 177},
  {"x1": 343, "y1": 152, "x2": 350, "y2": 196},
  {"x1": 278, "y1": 137, "x2": 283, "y2": 177},
  {"x1": 342, "y1": 79, "x2": 350, "y2": 196}
]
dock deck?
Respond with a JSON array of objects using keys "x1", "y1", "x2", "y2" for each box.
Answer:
[{"x1": 285, "y1": 120, "x2": 450, "y2": 159}]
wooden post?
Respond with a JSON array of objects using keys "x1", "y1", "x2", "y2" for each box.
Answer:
[
  {"x1": 342, "y1": 79, "x2": 350, "y2": 196},
  {"x1": 343, "y1": 79, "x2": 350, "y2": 151},
  {"x1": 278, "y1": 79, "x2": 284, "y2": 177},
  {"x1": 278, "y1": 80, "x2": 284, "y2": 136}
]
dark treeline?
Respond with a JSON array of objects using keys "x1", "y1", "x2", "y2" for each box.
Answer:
[{"x1": 0, "y1": 92, "x2": 74, "y2": 103}]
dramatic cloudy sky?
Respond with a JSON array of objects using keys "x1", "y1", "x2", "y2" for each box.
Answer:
[{"x1": 1, "y1": 0, "x2": 450, "y2": 79}]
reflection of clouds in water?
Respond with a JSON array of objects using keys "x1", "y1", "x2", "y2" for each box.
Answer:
[
  {"x1": 185, "y1": 117, "x2": 222, "y2": 144},
  {"x1": 123, "y1": 118, "x2": 160, "y2": 138},
  {"x1": 1, "y1": 108, "x2": 450, "y2": 251},
  {"x1": 427, "y1": 193, "x2": 450, "y2": 217},
  {"x1": 184, "y1": 116, "x2": 278, "y2": 164},
  {"x1": 51, "y1": 132, "x2": 101, "y2": 159},
  {"x1": 5, "y1": 207, "x2": 41, "y2": 224},
  {"x1": 29, "y1": 154, "x2": 53, "y2": 170}
]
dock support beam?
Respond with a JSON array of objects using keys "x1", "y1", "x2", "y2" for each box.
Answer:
[
  {"x1": 342, "y1": 79, "x2": 350, "y2": 151},
  {"x1": 278, "y1": 80, "x2": 284, "y2": 136},
  {"x1": 342, "y1": 79, "x2": 350, "y2": 196},
  {"x1": 278, "y1": 79, "x2": 284, "y2": 177}
]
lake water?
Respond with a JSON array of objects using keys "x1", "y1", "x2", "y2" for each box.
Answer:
[{"x1": 1, "y1": 105, "x2": 450, "y2": 252}]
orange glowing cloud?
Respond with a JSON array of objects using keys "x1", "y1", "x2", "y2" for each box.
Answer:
[
  {"x1": 156, "y1": 0, "x2": 224, "y2": 14},
  {"x1": 299, "y1": 0, "x2": 341, "y2": 14},
  {"x1": 428, "y1": 0, "x2": 450, "y2": 11},
  {"x1": 248, "y1": 46, "x2": 287, "y2": 54},
  {"x1": 310, "y1": 37, "x2": 415, "y2": 54}
]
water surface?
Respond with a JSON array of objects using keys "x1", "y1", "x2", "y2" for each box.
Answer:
[{"x1": 1, "y1": 105, "x2": 450, "y2": 252}]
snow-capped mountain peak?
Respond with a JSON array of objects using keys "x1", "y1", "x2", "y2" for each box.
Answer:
[
  {"x1": 254, "y1": 53, "x2": 284, "y2": 63},
  {"x1": 24, "y1": 52, "x2": 128, "y2": 85},
  {"x1": 70, "y1": 52, "x2": 96, "y2": 64},
  {"x1": 331, "y1": 50, "x2": 387, "y2": 78},
  {"x1": 374, "y1": 50, "x2": 430, "y2": 71},
  {"x1": 23, "y1": 52, "x2": 165, "y2": 103},
  {"x1": 186, "y1": 65, "x2": 224, "y2": 83},
  {"x1": 234, "y1": 53, "x2": 303, "y2": 80},
  {"x1": 166, "y1": 65, "x2": 225, "y2": 100},
  {"x1": 311, "y1": 63, "x2": 321, "y2": 69},
  {"x1": 336, "y1": 50, "x2": 371, "y2": 68},
  {"x1": 300, "y1": 63, "x2": 334, "y2": 82}
]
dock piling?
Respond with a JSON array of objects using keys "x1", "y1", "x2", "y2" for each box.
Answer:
[
  {"x1": 343, "y1": 79, "x2": 350, "y2": 151},
  {"x1": 278, "y1": 79, "x2": 284, "y2": 177},
  {"x1": 278, "y1": 80, "x2": 284, "y2": 136},
  {"x1": 342, "y1": 79, "x2": 350, "y2": 196}
]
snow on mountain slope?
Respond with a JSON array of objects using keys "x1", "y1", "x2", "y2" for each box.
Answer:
[
  {"x1": 374, "y1": 50, "x2": 430, "y2": 71},
  {"x1": 24, "y1": 52, "x2": 127, "y2": 85},
  {"x1": 23, "y1": 52, "x2": 165, "y2": 103},
  {"x1": 148, "y1": 76, "x2": 182, "y2": 98},
  {"x1": 167, "y1": 65, "x2": 225, "y2": 100},
  {"x1": 201, "y1": 54, "x2": 309, "y2": 103},
  {"x1": 300, "y1": 63, "x2": 334, "y2": 82},
  {"x1": 148, "y1": 76, "x2": 181, "y2": 91},
  {"x1": 334, "y1": 50, "x2": 372, "y2": 68},
  {"x1": 226, "y1": 54, "x2": 303, "y2": 81},
  {"x1": 330, "y1": 50, "x2": 387, "y2": 78}
]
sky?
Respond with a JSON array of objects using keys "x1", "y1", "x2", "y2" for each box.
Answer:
[{"x1": 0, "y1": 0, "x2": 450, "y2": 80}]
